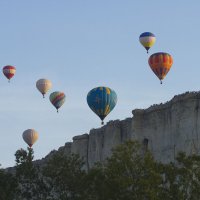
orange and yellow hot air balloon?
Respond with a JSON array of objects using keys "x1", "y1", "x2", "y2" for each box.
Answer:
[{"x1": 148, "y1": 52, "x2": 173, "y2": 84}]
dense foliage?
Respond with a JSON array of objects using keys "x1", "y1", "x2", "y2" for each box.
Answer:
[
  {"x1": 0, "y1": 140, "x2": 200, "y2": 200},
  {"x1": 0, "y1": 166, "x2": 17, "y2": 200}
]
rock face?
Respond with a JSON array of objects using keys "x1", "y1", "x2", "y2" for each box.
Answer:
[{"x1": 42, "y1": 91, "x2": 200, "y2": 169}]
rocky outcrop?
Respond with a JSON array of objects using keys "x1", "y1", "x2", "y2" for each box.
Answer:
[{"x1": 40, "y1": 91, "x2": 200, "y2": 169}]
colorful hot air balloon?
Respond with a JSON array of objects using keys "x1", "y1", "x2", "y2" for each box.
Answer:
[
  {"x1": 139, "y1": 32, "x2": 156, "y2": 53},
  {"x1": 36, "y1": 79, "x2": 52, "y2": 98},
  {"x1": 49, "y1": 91, "x2": 66, "y2": 112},
  {"x1": 148, "y1": 52, "x2": 173, "y2": 84},
  {"x1": 2, "y1": 65, "x2": 16, "y2": 82},
  {"x1": 22, "y1": 129, "x2": 38, "y2": 148},
  {"x1": 87, "y1": 86, "x2": 117, "y2": 125}
]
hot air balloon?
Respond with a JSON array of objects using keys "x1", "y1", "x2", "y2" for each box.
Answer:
[
  {"x1": 49, "y1": 91, "x2": 66, "y2": 112},
  {"x1": 2, "y1": 65, "x2": 16, "y2": 82},
  {"x1": 22, "y1": 129, "x2": 38, "y2": 148},
  {"x1": 148, "y1": 52, "x2": 173, "y2": 84},
  {"x1": 87, "y1": 86, "x2": 117, "y2": 125},
  {"x1": 36, "y1": 79, "x2": 52, "y2": 98},
  {"x1": 139, "y1": 32, "x2": 156, "y2": 53}
]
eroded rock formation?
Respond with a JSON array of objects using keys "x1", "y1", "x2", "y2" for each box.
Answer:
[{"x1": 40, "y1": 91, "x2": 200, "y2": 169}]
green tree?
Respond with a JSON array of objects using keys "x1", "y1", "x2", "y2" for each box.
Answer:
[
  {"x1": 43, "y1": 151, "x2": 89, "y2": 200},
  {"x1": 15, "y1": 147, "x2": 48, "y2": 200},
  {"x1": 86, "y1": 162, "x2": 108, "y2": 200},
  {"x1": 88, "y1": 140, "x2": 163, "y2": 200},
  {"x1": 0, "y1": 166, "x2": 17, "y2": 200},
  {"x1": 163, "y1": 152, "x2": 200, "y2": 200},
  {"x1": 4, "y1": 139, "x2": 200, "y2": 200}
]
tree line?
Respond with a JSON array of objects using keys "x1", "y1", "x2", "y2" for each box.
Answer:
[{"x1": 0, "y1": 140, "x2": 200, "y2": 200}]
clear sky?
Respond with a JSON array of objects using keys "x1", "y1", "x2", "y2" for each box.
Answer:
[{"x1": 0, "y1": 1, "x2": 200, "y2": 168}]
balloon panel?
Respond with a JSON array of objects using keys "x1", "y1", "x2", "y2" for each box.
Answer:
[
  {"x1": 140, "y1": 32, "x2": 155, "y2": 37},
  {"x1": 139, "y1": 36, "x2": 156, "y2": 48}
]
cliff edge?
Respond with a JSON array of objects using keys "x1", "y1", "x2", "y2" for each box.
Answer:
[{"x1": 38, "y1": 91, "x2": 200, "y2": 170}]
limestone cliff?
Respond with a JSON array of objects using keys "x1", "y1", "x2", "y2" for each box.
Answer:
[{"x1": 40, "y1": 91, "x2": 200, "y2": 169}]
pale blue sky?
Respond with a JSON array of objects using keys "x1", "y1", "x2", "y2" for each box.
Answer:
[{"x1": 0, "y1": 1, "x2": 200, "y2": 167}]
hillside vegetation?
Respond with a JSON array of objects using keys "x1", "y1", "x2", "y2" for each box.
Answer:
[{"x1": 1, "y1": 140, "x2": 200, "y2": 200}]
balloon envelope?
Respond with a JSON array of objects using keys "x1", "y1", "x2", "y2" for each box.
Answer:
[
  {"x1": 87, "y1": 86, "x2": 117, "y2": 124},
  {"x1": 148, "y1": 52, "x2": 173, "y2": 84},
  {"x1": 36, "y1": 79, "x2": 52, "y2": 98},
  {"x1": 22, "y1": 129, "x2": 38, "y2": 147},
  {"x1": 2, "y1": 65, "x2": 16, "y2": 81},
  {"x1": 49, "y1": 91, "x2": 66, "y2": 112},
  {"x1": 139, "y1": 32, "x2": 156, "y2": 53}
]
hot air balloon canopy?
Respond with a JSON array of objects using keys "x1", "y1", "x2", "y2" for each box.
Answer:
[
  {"x1": 148, "y1": 52, "x2": 173, "y2": 84},
  {"x1": 22, "y1": 129, "x2": 38, "y2": 148},
  {"x1": 36, "y1": 79, "x2": 52, "y2": 98},
  {"x1": 87, "y1": 86, "x2": 117, "y2": 125},
  {"x1": 49, "y1": 91, "x2": 66, "y2": 112},
  {"x1": 139, "y1": 32, "x2": 156, "y2": 53},
  {"x1": 2, "y1": 65, "x2": 16, "y2": 82}
]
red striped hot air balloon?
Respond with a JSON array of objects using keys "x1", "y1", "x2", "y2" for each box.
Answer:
[
  {"x1": 2, "y1": 65, "x2": 16, "y2": 82},
  {"x1": 148, "y1": 52, "x2": 173, "y2": 84}
]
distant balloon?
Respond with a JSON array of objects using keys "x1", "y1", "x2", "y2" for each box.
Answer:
[
  {"x1": 22, "y1": 129, "x2": 38, "y2": 148},
  {"x1": 148, "y1": 52, "x2": 173, "y2": 84},
  {"x1": 87, "y1": 86, "x2": 117, "y2": 125},
  {"x1": 139, "y1": 32, "x2": 156, "y2": 53},
  {"x1": 2, "y1": 65, "x2": 16, "y2": 82},
  {"x1": 36, "y1": 79, "x2": 52, "y2": 98},
  {"x1": 49, "y1": 91, "x2": 66, "y2": 112}
]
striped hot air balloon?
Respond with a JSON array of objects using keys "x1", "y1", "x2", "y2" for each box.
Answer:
[
  {"x1": 22, "y1": 129, "x2": 38, "y2": 148},
  {"x1": 2, "y1": 65, "x2": 16, "y2": 82},
  {"x1": 148, "y1": 52, "x2": 173, "y2": 84},
  {"x1": 139, "y1": 32, "x2": 156, "y2": 53},
  {"x1": 87, "y1": 86, "x2": 117, "y2": 125},
  {"x1": 49, "y1": 91, "x2": 66, "y2": 112},
  {"x1": 36, "y1": 79, "x2": 52, "y2": 98}
]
